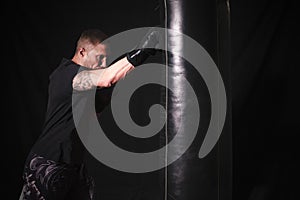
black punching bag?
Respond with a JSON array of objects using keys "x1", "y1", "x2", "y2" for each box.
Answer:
[{"x1": 161, "y1": 0, "x2": 232, "y2": 199}]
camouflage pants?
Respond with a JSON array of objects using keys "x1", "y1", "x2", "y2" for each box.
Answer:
[{"x1": 19, "y1": 154, "x2": 95, "y2": 200}]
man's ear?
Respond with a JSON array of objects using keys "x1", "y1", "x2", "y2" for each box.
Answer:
[{"x1": 79, "y1": 48, "x2": 86, "y2": 57}]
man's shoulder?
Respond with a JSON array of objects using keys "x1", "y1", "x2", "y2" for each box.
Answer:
[{"x1": 49, "y1": 58, "x2": 81, "y2": 79}]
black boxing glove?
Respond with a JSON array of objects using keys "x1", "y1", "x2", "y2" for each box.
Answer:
[{"x1": 126, "y1": 29, "x2": 160, "y2": 67}]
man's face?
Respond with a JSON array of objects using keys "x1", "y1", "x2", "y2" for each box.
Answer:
[{"x1": 83, "y1": 43, "x2": 107, "y2": 69}]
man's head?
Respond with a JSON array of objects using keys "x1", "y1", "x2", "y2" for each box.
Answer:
[{"x1": 72, "y1": 29, "x2": 108, "y2": 69}]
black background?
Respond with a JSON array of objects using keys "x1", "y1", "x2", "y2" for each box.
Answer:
[{"x1": 6, "y1": 0, "x2": 299, "y2": 199}]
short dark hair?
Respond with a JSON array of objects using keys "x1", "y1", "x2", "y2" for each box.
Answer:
[{"x1": 76, "y1": 29, "x2": 108, "y2": 51}]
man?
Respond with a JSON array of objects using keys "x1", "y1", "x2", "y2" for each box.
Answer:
[{"x1": 20, "y1": 28, "x2": 159, "y2": 200}]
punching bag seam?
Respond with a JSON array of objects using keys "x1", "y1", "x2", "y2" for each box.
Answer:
[{"x1": 163, "y1": 1, "x2": 169, "y2": 200}]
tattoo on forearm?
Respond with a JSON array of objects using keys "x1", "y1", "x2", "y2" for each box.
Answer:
[{"x1": 72, "y1": 71, "x2": 95, "y2": 91}]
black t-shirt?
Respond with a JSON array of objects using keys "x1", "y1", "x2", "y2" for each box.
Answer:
[{"x1": 28, "y1": 58, "x2": 112, "y2": 166}]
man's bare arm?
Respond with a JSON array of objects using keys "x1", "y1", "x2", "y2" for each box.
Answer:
[
  {"x1": 72, "y1": 57, "x2": 135, "y2": 91},
  {"x1": 72, "y1": 70, "x2": 99, "y2": 91}
]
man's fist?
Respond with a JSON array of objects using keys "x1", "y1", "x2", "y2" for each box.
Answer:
[{"x1": 126, "y1": 29, "x2": 160, "y2": 67}]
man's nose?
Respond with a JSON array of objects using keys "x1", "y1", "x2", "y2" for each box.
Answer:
[{"x1": 101, "y1": 58, "x2": 107, "y2": 68}]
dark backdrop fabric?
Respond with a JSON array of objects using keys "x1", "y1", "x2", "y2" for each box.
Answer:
[
  {"x1": 6, "y1": 0, "x2": 299, "y2": 199},
  {"x1": 231, "y1": 0, "x2": 298, "y2": 199}
]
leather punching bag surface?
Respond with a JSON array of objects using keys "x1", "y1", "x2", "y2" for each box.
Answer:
[{"x1": 163, "y1": 0, "x2": 231, "y2": 199}]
